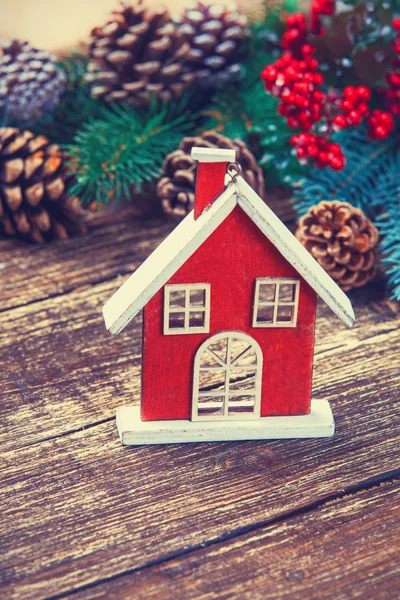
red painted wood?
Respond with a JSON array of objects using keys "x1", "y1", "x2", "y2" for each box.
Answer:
[
  {"x1": 194, "y1": 162, "x2": 228, "y2": 218},
  {"x1": 141, "y1": 205, "x2": 317, "y2": 421}
]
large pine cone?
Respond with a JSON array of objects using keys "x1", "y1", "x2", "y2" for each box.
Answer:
[
  {"x1": 295, "y1": 200, "x2": 379, "y2": 291},
  {"x1": 157, "y1": 130, "x2": 264, "y2": 218},
  {"x1": 0, "y1": 40, "x2": 66, "y2": 121},
  {"x1": 0, "y1": 128, "x2": 86, "y2": 243},
  {"x1": 174, "y1": 2, "x2": 247, "y2": 88},
  {"x1": 86, "y1": 0, "x2": 193, "y2": 105}
]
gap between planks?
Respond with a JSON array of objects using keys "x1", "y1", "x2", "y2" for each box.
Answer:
[{"x1": 42, "y1": 468, "x2": 400, "y2": 600}]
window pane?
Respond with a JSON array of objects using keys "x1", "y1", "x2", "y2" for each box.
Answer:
[
  {"x1": 199, "y1": 369, "x2": 225, "y2": 389},
  {"x1": 169, "y1": 312, "x2": 185, "y2": 329},
  {"x1": 228, "y1": 395, "x2": 255, "y2": 415},
  {"x1": 257, "y1": 305, "x2": 274, "y2": 324},
  {"x1": 189, "y1": 311, "x2": 205, "y2": 328},
  {"x1": 229, "y1": 371, "x2": 256, "y2": 391},
  {"x1": 208, "y1": 339, "x2": 228, "y2": 364},
  {"x1": 276, "y1": 305, "x2": 294, "y2": 323},
  {"x1": 190, "y1": 288, "x2": 206, "y2": 307},
  {"x1": 258, "y1": 283, "x2": 276, "y2": 303},
  {"x1": 169, "y1": 290, "x2": 186, "y2": 308},
  {"x1": 197, "y1": 396, "x2": 224, "y2": 417},
  {"x1": 279, "y1": 283, "x2": 296, "y2": 302}
]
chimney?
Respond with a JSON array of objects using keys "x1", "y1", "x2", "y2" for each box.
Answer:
[{"x1": 191, "y1": 147, "x2": 236, "y2": 219}]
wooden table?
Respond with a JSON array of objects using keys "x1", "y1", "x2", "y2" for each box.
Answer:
[{"x1": 1, "y1": 203, "x2": 399, "y2": 600}]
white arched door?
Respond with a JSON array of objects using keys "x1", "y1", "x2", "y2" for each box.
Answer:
[{"x1": 192, "y1": 332, "x2": 262, "y2": 421}]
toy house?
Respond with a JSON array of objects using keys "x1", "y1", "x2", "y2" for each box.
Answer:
[{"x1": 103, "y1": 147, "x2": 355, "y2": 445}]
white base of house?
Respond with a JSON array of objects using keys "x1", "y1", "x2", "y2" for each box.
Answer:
[{"x1": 116, "y1": 400, "x2": 335, "y2": 446}]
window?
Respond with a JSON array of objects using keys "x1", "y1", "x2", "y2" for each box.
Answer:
[
  {"x1": 164, "y1": 284, "x2": 210, "y2": 335},
  {"x1": 253, "y1": 278, "x2": 300, "y2": 328},
  {"x1": 192, "y1": 332, "x2": 262, "y2": 421}
]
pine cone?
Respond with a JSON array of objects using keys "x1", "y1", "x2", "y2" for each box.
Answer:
[
  {"x1": 157, "y1": 130, "x2": 264, "y2": 218},
  {"x1": 0, "y1": 40, "x2": 66, "y2": 121},
  {"x1": 86, "y1": 0, "x2": 193, "y2": 105},
  {"x1": 174, "y1": 2, "x2": 247, "y2": 88},
  {"x1": 295, "y1": 200, "x2": 379, "y2": 291},
  {"x1": 0, "y1": 128, "x2": 86, "y2": 243}
]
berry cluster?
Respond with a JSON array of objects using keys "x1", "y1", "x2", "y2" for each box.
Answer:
[
  {"x1": 291, "y1": 133, "x2": 345, "y2": 170},
  {"x1": 282, "y1": 14, "x2": 307, "y2": 52},
  {"x1": 262, "y1": 45, "x2": 324, "y2": 133},
  {"x1": 381, "y1": 18, "x2": 400, "y2": 116},
  {"x1": 311, "y1": 0, "x2": 335, "y2": 34},
  {"x1": 332, "y1": 85, "x2": 371, "y2": 131},
  {"x1": 367, "y1": 110, "x2": 395, "y2": 141},
  {"x1": 261, "y1": 8, "x2": 398, "y2": 172}
]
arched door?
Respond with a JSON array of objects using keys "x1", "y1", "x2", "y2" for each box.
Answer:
[{"x1": 192, "y1": 332, "x2": 262, "y2": 421}]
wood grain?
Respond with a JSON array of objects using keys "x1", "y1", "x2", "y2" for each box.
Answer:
[
  {"x1": 0, "y1": 204, "x2": 399, "y2": 600},
  {"x1": 74, "y1": 481, "x2": 400, "y2": 600}
]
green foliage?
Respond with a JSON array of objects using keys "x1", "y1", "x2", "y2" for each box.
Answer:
[
  {"x1": 293, "y1": 128, "x2": 400, "y2": 298},
  {"x1": 377, "y1": 203, "x2": 400, "y2": 301},
  {"x1": 66, "y1": 97, "x2": 196, "y2": 206}
]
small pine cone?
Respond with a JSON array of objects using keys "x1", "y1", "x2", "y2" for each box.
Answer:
[
  {"x1": 0, "y1": 40, "x2": 66, "y2": 121},
  {"x1": 174, "y1": 2, "x2": 247, "y2": 88},
  {"x1": 295, "y1": 200, "x2": 379, "y2": 291},
  {"x1": 0, "y1": 128, "x2": 86, "y2": 243},
  {"x1": 157, "y1": 130, "x2": 264, "y2": 218},
  {"x1": 86, "y1": 0, "x2": 194, "y2": 106}
]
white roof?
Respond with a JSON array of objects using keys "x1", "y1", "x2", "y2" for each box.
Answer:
[{"x1": 103, "y1": 176, "x2": 355, "y2": 334}]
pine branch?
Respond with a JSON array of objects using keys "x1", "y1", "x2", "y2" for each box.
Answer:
[
  {"x1": 377, "y1": 203, "x2": 400, "y2": 301},
  {"x1": 66, "y1": 97, "x2": 196, "y2": 206},
  {"x1": 293, "y1": 128, "x2": 399, "y2": 218}
]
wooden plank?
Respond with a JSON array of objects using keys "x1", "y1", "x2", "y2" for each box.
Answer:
[
  {"x1": 73, "y1": 481, "x2": 400, "y2": 600},
  {"x1": 0, "y1": 210, "x2": 173, "y2": 312},
  {"x1": 0, "y1": 355, "x2": 399, "y2": 598}
]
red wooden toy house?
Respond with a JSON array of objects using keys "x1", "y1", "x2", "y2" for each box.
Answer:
[{"x1": 103, "y1": 147, "x2": 355, "y2": 445}]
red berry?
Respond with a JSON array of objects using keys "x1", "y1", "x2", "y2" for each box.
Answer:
[
  {"x1": 318, "y1": 151, "x2": 329, "y2": 165},
  {"x1": 328, "y1": 143, "x2": 342, "y2": 156},
  {"x1": 358, "y1": 102, "x2": 369, "y2": 116},
  {"x1": 307, "y1": 143, "x2": 319, "y2": 158},
  {"x1": 329, "y1": 155, "x2": 345, "y2": 170},
  {"x1": 341, "y1": 99, "x2": 354, "y2": 112},
  {"x1": 373, "y1": 125, "x2": 390, "y2": 140},
  {"x1": 312, "y1": 90, "x2": 325, "y2": 103},
  {"x1": 296, "y1": 147, "x2": 307, "y2": 160},
  {"x1": 347, "y1": 110, "x2": 363, "y2": 126},
  {"x1": 387, "y1": 73, "x2": 400, "y2": 87},
  {"x1": 344, "y1": 86, "x2": 358, "y2": 102},
  {"x1": 393, "y1": 18, "x2": 400, "y2": 31},
  {"x1": 312, "y1": 73, "x2": 323, "y2": 85},
  {"x1": 332, "y1": 114, "x2": 348, "y2": 130},
  {"x1": 380, "y1": 112, "x2": 394, "y2": 131},
  {"x1": 356, "y1": 86, "x2": 371, "y2": 101},
  {"x1": 278, "y1": 103, "x2": 290, "y2": 116},
  {"x1": 287, "y1": 116, "x2": 300, "y2": 129},
  {"x1": 301, "y1": 44, "x2": 316, "y2": 55}
]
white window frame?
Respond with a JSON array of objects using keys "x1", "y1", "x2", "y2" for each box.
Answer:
[
  {"x1": 164, "y1": 283, "x2": 210, "y2": 335},
  {"x1": 192, "y1": 331, "x2": 262, "y2": 421},
  {"x1": 252, "y1": 278, "x2": 300, "y2": 328}
]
